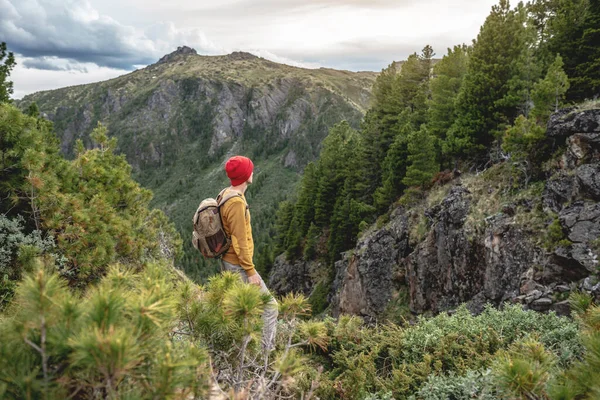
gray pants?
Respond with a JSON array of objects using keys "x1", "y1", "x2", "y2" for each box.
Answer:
[{"x1": 221, "y1": 261, "x2": 278, "y2": 351}]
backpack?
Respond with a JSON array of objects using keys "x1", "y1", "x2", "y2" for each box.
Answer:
[{"x1": 192, "y1": 189, "x2": 242, "y2": 258}]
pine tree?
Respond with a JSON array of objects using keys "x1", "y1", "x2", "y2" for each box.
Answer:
[
  {"x1": 0, "y1": 263, "x2": 210, "y2": 399},
  {"x1": 502, "y1": 115, "x2": 546, "y2": 159},
  {"x1": 373, "y1": 122, "x2": 410, "y2": 212},
  {"x1": 313, "y1": 121, "x2": 358, "y2": 227},
  {"x1": 545, "y1": 0, "x2": 600, "y2": 101},
  {"x1": 294, "y1": 162, "x2": 319, "y2": 237},
  {"x1": 2, "y1": 118, "x2": 183, "y2": 285},
  {"x1": 498, "y1": 5, "x2": 543, "y2": 119},
  {"x1": 403, "y1": 127, "x2": 439, "y2": 189},
  {"x1": 575, "y1": 0, "x2": 600, "y2": 100},
  {"x1": 445, "y1": 0, "x2": 530, "y2": 160},
  {"x1": 428, "y1": 45, "x2": 469, "y2": 139},
  {"x1": 502, "y1": 115, "x2": 546, "y2": 187},
  {"x1": 531, "y1": 54, "x2": 570, "y2": 121},
  {"x1": 274, "y1": 201, "x2": 295, "y2": 255},
  {"x1": 371, "y1": 47, "x2": 435, "y2": 212},
  {"x1": 303, "y1": 223, "x2": 320, "y2": 260},
  {"x1": 0, "y1": 104, "x2": 62, "y2": 221},
  {"x1": 428, "y1": 45, "x2": 469, "y2": 166},
  {"x1": 0, "y1": 42, "x2": 16, "y2": 103}
]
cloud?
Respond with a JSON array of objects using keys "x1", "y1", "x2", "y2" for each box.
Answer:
[
  {"x1": 245, "y1": 49, "x2": 321, "y2": 69},
  {"x1": 5, "y1": 0, "x2": 500, "y2": 98},
  {"x1": 22, "y1": 57, "x2": 90, "y2": 72},
  {"x1": 11, "y1": 62, "x2": 127, "y2": 99},
  {"x1": 0, "y1": 0, "x2": 222, "y2": 70},
  {"x1": 191, "y1": 0, "x2": 421, "y2": 19}
]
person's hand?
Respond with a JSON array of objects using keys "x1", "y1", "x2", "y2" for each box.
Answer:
[{"x1": 247, "y1": 273, "x2": 262, "y2": 287}]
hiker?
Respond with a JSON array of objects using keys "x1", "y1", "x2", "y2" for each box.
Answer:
[{"x1": 220, "y1": 155, "x2": 278, "y2": 351}]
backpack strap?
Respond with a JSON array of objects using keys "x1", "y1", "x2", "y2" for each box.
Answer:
[{"x1": 217, "y1": 188, "x2": 243, "y2": 208}]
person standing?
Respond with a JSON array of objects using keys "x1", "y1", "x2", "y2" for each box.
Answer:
[{"x1": 220, "y1": 155, "x2": 278, "y2": 351}]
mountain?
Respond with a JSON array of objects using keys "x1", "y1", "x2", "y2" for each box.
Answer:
[{"x1": 17, "y1": 46, "x2": 378, "y2": 279}]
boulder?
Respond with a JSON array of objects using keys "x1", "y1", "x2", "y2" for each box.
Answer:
[
  {"x1": 559, "y1": 202, "x2": 600, "y2": 244},
  {"x1": 552, "y1": 300, "x2": 571, "y2": 316},
  {"x1": 530, "y1": 297, "x2": 553, "y2": 312},
  {"x1": 542, "y1": 171, "x2": 577, "y2": 213}
]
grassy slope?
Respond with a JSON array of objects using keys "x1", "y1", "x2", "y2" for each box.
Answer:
[{"x1": 21, "y1": 52, "x2": 377, "y2": 114}]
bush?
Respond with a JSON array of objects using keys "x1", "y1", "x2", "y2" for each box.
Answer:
[
  {"x1": 0, "y1": 215, "x2": 60, "y2": 309},
  {"x1": 306, "y1": 305, "x2": 581, "y2": 400},
  {"x1": 0, "y1": 262, "x2": 209, "y2": 399},
  {"x1": 414, "y1": 369, "x2": 496, "y2": 400}
]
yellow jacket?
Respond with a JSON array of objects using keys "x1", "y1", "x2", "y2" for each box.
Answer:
[{"x1": 220, "y1": 188, "x2": 256, "y2": 276}]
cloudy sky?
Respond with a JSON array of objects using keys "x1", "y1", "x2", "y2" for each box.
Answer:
[{"x1": 2, "y1": 0, "x2": 499, "y2": 99}]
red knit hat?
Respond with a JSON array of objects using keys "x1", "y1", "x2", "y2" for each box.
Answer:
[{"x1": 225, "y1": 156, "x2": 254, "y2": 186}]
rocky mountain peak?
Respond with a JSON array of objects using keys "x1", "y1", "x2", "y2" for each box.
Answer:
[
  {"x1": 156, "y1": 46, "x2": 198, "y2": 64},
  {"x1": 226, "y1": 51, "x2": 259, "y2": 61}
]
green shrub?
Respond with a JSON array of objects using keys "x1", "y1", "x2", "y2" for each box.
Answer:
[
  {"x1": 414, "y1": 369, "x2": 496, "y2": 400},
  {"x1": 0, "y1": 215, "x2": 61, "y2": 309},
  {"x1": 0, "y1": 262, "x2": 210, "y2": 399},
  {"x1": 544, "y1": 216, "x2": 569, "y2": 251}
]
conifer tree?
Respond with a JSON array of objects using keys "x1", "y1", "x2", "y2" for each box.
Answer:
[
  {"x1": 294, "y1": 162, "x2": 319, "y2": 237},
  {"x1": 0, "y1": 263, "x2": 210, "y2": 399},
  {"x1": 499, "y1": 5, "x2": 543, "y2": 119},
  {"x1": 545, "y1": 0, "x2": 599, "y2": 101},
  {"x1": 0, "y1": 115, "x2": 182, "y2": 285},
  {"x1": 445, "y1": 0, "x2": 529, "y2": 160},
  {"x1": 531, "y1": 54, "x2": 570, "y2": 121},
  {"x1": 428, "y1": 45, "x2": 469, "y2": 142},
  {"x1": 403, "y1": 127, "x2": 439, "y2": 189},
  {"x1": 327, "y1": 131, "x2": 375, "y2": 261},
  {"x1": 373, "y1": 122, "x2": 410, "y2": 212},
  {"x1": 303, "y1": 223, "x2": 320, "y2": 260},
  {"x1": 313, "y1": 121, "x2": 358, "y2": 227},
  {"x1": 0, "y1": 42, "x2": 16, "y2": 103},
  {"x1": 371, "y1": 47, "x2": 435, "y2": 212},
  {"x1": 274, "y1": 201, "x2": 294, "y2": 255},
  {"x1": 0, "y1": 104, "x2": 62, "y2": 221}
]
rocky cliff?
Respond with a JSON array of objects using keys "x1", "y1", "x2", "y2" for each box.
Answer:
[{"x1": 270, "y1": 107, "x2": 600, "y2": 319}]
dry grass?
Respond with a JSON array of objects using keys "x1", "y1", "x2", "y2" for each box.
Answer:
[
  {"x1": 460, "y1": 163, "x2": 548, "y2": 239},
  {"x1": 574, "y1": 98, "x2": 600, "y2": 112}
]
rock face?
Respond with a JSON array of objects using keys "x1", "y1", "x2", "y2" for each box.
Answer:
[
  {"x1": 406, "y1": 187, "x2": 484, "y2": 314},
  {"x1": 330, "y1": 207, "x2": 410, "y2": 319},
  {"x1": 271, "y1": 108, "x2": 600, "y2": 319},
  {"x1": 547, "y1": 108, "x2": 600, "y2": 139},
  {"x1": 268, "y1": 255, "x2": 322, "y2": 297}
]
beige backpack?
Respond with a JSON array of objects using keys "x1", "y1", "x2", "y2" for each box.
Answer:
[{"x1": 192, "y1": 189, "x2": 241, "y2": 258}]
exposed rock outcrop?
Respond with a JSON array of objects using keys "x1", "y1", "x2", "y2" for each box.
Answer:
[
  {"x1": 330, "y1": 207, "x2": 410, "y2": 319},
  {"x1": 157, "y1": 46, "x2": 198, "y2": 64},
  {"x1": 271, "y1": 108, "x2": 600, "y2": 319},
  {"x1": 406, "y1": 187, "x2": 484, "y2": 314},
  {"x1": 547, "y1": 108, "x2": 600, "y2": 139},
  {"x1": 268, "y1": 255, "x2": 322, "y2": 297}
]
